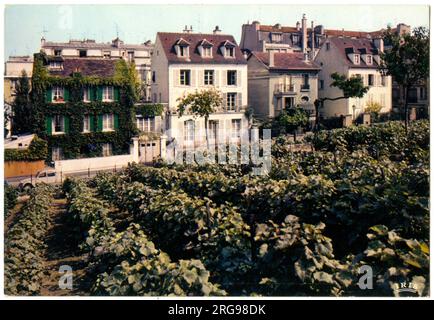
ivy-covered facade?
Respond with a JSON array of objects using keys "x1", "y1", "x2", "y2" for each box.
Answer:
[{"x1": 31, "y1": 53, "x2": 139, "y2": 161}]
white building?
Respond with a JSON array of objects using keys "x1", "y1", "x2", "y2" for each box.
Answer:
[
  {"x1": 315, "y1": 37, "x2": 392, "y2": 119},
  {"x1": 41, "y1": 37, "x2": 153, "y2": 101},
  {"x1": 151, "y1": 28, "x2": 249, "y2": 151}
]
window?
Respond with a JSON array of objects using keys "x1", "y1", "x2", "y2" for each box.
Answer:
[
  {"x1": 284, "y1": 97, "x2": 294, "y2": 109},
  {"x1": 102, "y1": 114, "x2": 114, "y2": 131},
  {"x1": 53, "y1": 115, "x2": 65, "y2": 133},
  {"x1": 208, "y1": 120, "x2": 218, "y2": 141},
  {"x1": 226, "y1": 47, "x2": 235, "y2": 58},
  {"x1": 354, "y1": 54, "x2": 360, "y2": 64},
  {"x1": 52, "y1": 147, "x2": 63, "y2": 161},
  {"x1": 83, "y1": 88, "x2": 91, "y2": 102},
  {"x1": 79, "y1": 50, "x2": 87, "y2": 57},
  {"x1": 102, "y1": 143, "x2": 113, "y2": 157},
  {"x1": 152, "y1": 71, "x2": 156, "y2": 83},
  {"x1": 184, "y1": 120, "x2": 194, "y2": 142},
  {"x1": 83, "y1": 115, "x2": 90, "y2": 132},
  {"x1": 231, "y1": 119, "x2": 241, "y2": 139},
  {"x1": 420, "y1": 86, "x2": 427, "y2": 100},
  {"x1": 227, "y1": 93, "x2": 237, "y2": 111},
  {"x1": 204, "y1": 70, "x2": 214, "y2": 85},
  {"x1": 408, "y1": 88, "x2": 418, "y2": 103},
  {"x1": 103, "y1": 86, "x2": 114, "y2": 101},
  {"x1": 301, "y1": 74, "x2": 310, "y2": 90},
  {"x1": 319, "y1": 79, "x2": 324, "y2": 90},
  {"x1": 381, "y1": 76, "x2": 387, "y2": 86},
  {"x1": 52, "y1": 86, "x2": 64, "y2": 102},
  {"x1": 128, "y1": 51, "x2": 134, "y2": 62},
  {"x1": 203, "y1": 47, "x2": 212, "y2": 57},
  {"x1": 180, "y1": 70, "x2": 191, "y2": 86},
  {"x1": 366, "y1": 55, "x2": 372, "y2": 64},
  {"x1": 103, "y1": 51, "x2": 111, "y2": 58},
  {"x1": 54, "y1": 49, "x2": 62, "y2": 56},
  {"x1": 179, "y1": 46, "x2": 188, "y2": 57},
  {"x1": 368, "y1": 74, "x2": 374, "y2": 86},
  {"x1": 137, "y1": 116, "x2": 155, "y2": 132},
  {"x1": 271, "y1": 33, "x2": 282, "y2": 42},
  {"x1": 227, "y1": 70, "x2": 237, "y2": 86},
  {"x1": 49, "y1": 61, "x2": 63, "y2": 70},
  {"x1": 326, "y1": 43, "x2": 330, "y2": 51}
]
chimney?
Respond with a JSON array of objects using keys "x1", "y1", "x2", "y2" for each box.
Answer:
[
  {"x1": 269, "y1": 50, "x2": 274, "y2": 67},
  {"x1": 311, "y1": 21, "x2": 315, "y2": 50},
  {"x1": 301, "y1": 14, "x2": 307, "y2": 53},
  {"x1": 213, "y1": 25, "x2": 221, "y2": 34}
]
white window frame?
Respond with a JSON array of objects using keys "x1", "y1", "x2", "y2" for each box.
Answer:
[
  {"x1": 353, "y1": 54, "x2": 360, "y2": 64},
  {"x1": 102, "y1": 143, "x2": 113, "y2": 157},
  {"x1": 53, "y1": 115, "x2": 65, "y2": 134},
  {"x1": 227, "y1": 93, "x2": 237, "y2": 111},
  {"x1": 49, "y1": 61, "x2": 63, "y2": 70},
  {"x1": 83, "y1": 115, "x2": 90, "y2": 133},
  {"x1": 136, "y1": 116, "x2": 155, "y2": 133},
  {"x1": 102, "y1": 86, "x2": 114, "y2": 102},
  {"x1": 184, "y1": 120, "x2": 195, "y2": 142},
  {"x1": 231, "y1": 119, "x2": 241, "y2": 139},
  {"x1": 225, "y1": 47, "x2": 235, "y2": 58},
  {"x1": 366, "y1": 55, "x2": 372, "y2": 65},
  {"x1": 102, "y1": 114, "x2": 114, "y2": 131},
  {"x1": 179, "y1": 45, "x2": 189, "y2": 57},
  {"x1": 204, "y1": 70, "x2": 214, "y2": 86},
  {"x1": 180, "y1": 70, "x2": 191, "y2": 86},
  {"x1": 103, "y1": 51, "x2": 111, "y2": 58},
  {"x1": 203, "y1": 46, "x2": 212, "y2": 58},
  {"x1": 208, "y1": 120, "x2": 218, "y2": 141},
  {"x1": 227, "y1": 70, "x2": 237, "y2": 86},
  {"x1": 83, "y1": 87, "x2": 91, "y2": 102},
  {"x1": 52, "y1": 86, "x2": 65, "y2": 103}
]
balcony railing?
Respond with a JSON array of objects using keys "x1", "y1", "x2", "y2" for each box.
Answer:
[
  {"x1": 300, "y1": 84, "x2": 310, "y2": 91},
  {"x1": 274, "y1": 84, "x2": 295, "y2": 94}
]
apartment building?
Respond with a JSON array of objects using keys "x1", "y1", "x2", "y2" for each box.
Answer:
[
  {"x1": 247, "y1": 51, "x2": 320, "y2": 122},
  {"x1": 41, "y1": 37, "x2": 153, "y2": 101},
  {"x1": 314, "y1": 37, "x2": 392, "y2": 119},
  {"x1": 151, "y1": 27, "x2": 249, "y2": 150}
]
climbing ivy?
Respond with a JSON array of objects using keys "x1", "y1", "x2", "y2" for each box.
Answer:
[{"x1": 31, "y1": 52, "x2": 139, "y2": 160}]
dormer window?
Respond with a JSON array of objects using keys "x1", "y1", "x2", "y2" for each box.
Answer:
[
  {"x1": 366, "y1": 55, "x2": 372, "y2": 65},
  {"x1": 353, "y1": 54, "x2": 360, "y2": 64},
  {"x1": 221, "y1": 40, "x2": 236, "y2": 58},
  {"x1": 175, "y1": 38, "x2": 190, "y2": 58},
  {"x1": 271, "y1": 33, "x2": 282, "y2": 43},
  {"x1": 199, "y1": 39, "x2": 213, "y2": 58}
]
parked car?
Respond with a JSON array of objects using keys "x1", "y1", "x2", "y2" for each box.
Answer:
[{"x1": 17, "y1": 168, "x2": 60, "y2": 191}]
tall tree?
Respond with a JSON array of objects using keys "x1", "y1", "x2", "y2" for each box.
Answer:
[
  {"x1": 379, "y1": 26, "x2": 429, "y2": 130},
  {"x1": 314, "y1": 72, "x2": 369, "y2": 131},
  {"x1": 11, "y1": 70, "x2": 32, "y2": 134},
  {"x1": 177, "y1": 89, "x2": 223, "y2": 149}
]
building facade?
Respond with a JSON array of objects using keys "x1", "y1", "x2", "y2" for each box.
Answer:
[
  {"x1": 33, "y1": 53, "x2": 138, "y2": 161},
  {"x1": 40, "y1": 37, "x2": 153, "y2": 101},
  {"x1": 314, "y1": 37, "x2": 392, "y2": 119},
  {"x1": 247, "y1": 51, "x2": 320, "y2": 122},
  {"x1": 4, "y1": 55, "x2": 33, "y2": 104},
  {"x1": 151, "y1": 29, "x2": 249, "y2": 151}
]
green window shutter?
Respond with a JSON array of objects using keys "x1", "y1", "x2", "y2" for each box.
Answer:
[
  {"x1": 97, "y1": 86, "x2": 103, "y2": 101},
  {"x1": 89, "y1": 115, "x2": 95, "y2": 132},
  {"x1": 64, "y1": 116, "x2": 70, "y2": 133},
  {"x1": 114, "y1": 87, "x2": 120, "y2": 101},
  {"x1": 45, "y1": 88, "x2": 52, "y2": 103},
  {"x1": 64, "y1": 88, "x2": 70, "y2": 101},
  {"x1": 46, "y1": 116, "x2": 52, "y2": 135},
  {"x1": 114, "y1": 114, "x2": 119, "y2": 129},
  {"x1": 97, "y1": 115, "x2": 103, "y2": 132},
  {"x1": 91, "y1": 87, "x2": 97, "y2": 101}
]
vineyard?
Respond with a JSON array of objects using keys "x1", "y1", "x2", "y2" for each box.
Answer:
[{"x1": 4, "y1": 120, "x2": 429, "y2": 296}]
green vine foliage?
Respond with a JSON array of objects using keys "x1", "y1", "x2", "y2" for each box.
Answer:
[
  {"x1": 31, "y1": 52, "x2": 139, "y2": 160},
  {"x1": 135, "y1": 103, "x2": 164, "y2": 117},
  {"x1": 4, "y1": 136, "x2": 48, "y2": 161}
]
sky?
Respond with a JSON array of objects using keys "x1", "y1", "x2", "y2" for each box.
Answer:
[{"x1": 4, "y1": 4, "x2": 430, "y2": 57}]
